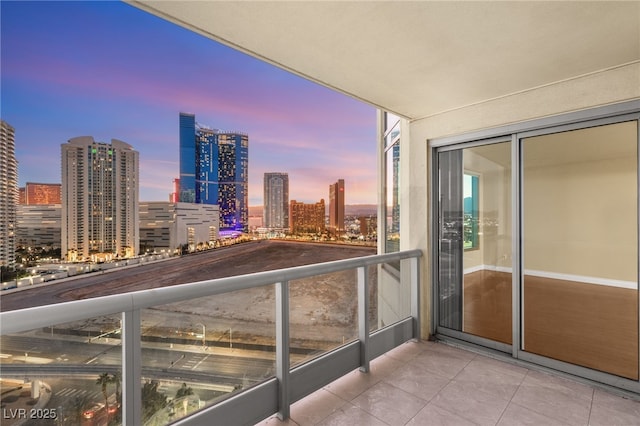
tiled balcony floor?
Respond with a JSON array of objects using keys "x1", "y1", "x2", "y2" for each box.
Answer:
[{"x1": 256, "y1": 340, "x2": 640, "y2": 426}]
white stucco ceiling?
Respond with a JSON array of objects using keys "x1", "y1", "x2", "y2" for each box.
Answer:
[{"x1": 127, "y1": 1, "x2": 640, "y2": 121}]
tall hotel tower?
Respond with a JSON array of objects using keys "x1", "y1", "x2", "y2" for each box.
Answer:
[
  {"x1": 61, "y1": 137, "x2": 139, "y2": 261},
  {"x1": 264, "y1": 172, "x2": 289, "y2": 229},
  {"x1": 0, "y1": 120, "x2": 18, "y2": 269},
  {"x1": 179, "y1": 113, "x2": 248, "y2": 233},
  {"x1": 329, "y1": 179, "x2": 345, "y2": 236}
]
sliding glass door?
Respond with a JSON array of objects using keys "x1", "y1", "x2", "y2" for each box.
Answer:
[
  {"x1": 437, "y1": 141, "x2": 512, "y2": 345},
  {"x1": 521, "y1": 120, "x2": 639, "y2": 380},
  {"x1": 435, "y1": 111, "x2": 640, "y2": 388}
]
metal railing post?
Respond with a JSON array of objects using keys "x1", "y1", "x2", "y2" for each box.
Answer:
[
  {"x1": 276, "y1": 281, "x2": 290, "y2": 420},
  {"x1": 357, "y1": 266, "x2": 370, "y2": 372},
  {"x1": 122, "y1": 309, "x2": 142, "y2": 426},
  {"x1": 410, "y1": 256, "x2": 421, "y2": 340}
]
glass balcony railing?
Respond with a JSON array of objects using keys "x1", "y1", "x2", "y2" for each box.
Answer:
[{"x1": 0, "y1": 249, "x2": 421, "y2": 425}]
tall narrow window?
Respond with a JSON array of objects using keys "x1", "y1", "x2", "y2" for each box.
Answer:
[
  {"x1": 383, "y1": 112, "x2": 401, "y2": 255},
  {"x1": 463, "y1": 173, "x2": 479, "y2": 250}
]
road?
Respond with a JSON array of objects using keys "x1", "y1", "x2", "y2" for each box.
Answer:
[{"x1": 1, "y1": 334, "x2": 274, "y2": 386}]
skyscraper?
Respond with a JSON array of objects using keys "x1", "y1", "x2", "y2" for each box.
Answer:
[
  {"x1": 263, "y1": 172, "x2": 289, "y2": 229},
  {"x1": 329, "y1": 179, "x2": 345, "y2": 236},
  {"x1": 61, "y1": 136, "x2": 139, "y2": 261},
  {"x1": 179, "y1": 112, "x2": 249, "y2": 232},
  {"x1": 0, "y1": 120, "x2": 18, "y2": 270},
  {"x1": 289, "y1": 199, "x2": 325, "y2": 234}
]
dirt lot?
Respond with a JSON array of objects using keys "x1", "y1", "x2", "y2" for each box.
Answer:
[{"x1": 3, "y1": 241, "x2": 377, "y2": 348}]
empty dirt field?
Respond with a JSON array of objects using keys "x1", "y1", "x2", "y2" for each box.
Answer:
[{"x1": 1, "y1": 241, "x2": 377, "y2": 348}]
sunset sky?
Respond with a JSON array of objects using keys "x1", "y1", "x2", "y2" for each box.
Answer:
[{"x1": 1, "y1": 1, "x2": 377, "y2": 205}]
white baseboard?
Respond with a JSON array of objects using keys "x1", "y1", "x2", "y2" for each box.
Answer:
[{"x1": 463, "y1": 264, "x2": 637, "y2": 289}]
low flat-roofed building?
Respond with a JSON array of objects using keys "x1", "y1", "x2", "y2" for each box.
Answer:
[
  {"x1": 20, "y1": 182, "x2": 62, "y2": 205},
  {"x1": 139, "y1": 202, "x2": 220, "y2": 253},
  {"x1": 16, "y1": 204, "x2": 62, "y2": 249}
]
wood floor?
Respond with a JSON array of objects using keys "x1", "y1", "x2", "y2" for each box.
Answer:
[
  {"x1": 462, "y1": 270, "x2": 639, "y2": 380},
  {"x1": 463, "y1": 270, "x2": 512, "y2": 344}
]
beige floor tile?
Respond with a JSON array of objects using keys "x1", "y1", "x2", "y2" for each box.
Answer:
[
  {"x1": 317, "y1": 403, "x2": 389, "y2": 426},
  {"x1": 383, "y1": 361, "x2": 450, "y2": 401},
  {"x1": 324, "y1": 368, "x2": 383, "y2": 402},
  {"x1": 431, "y1": 380, "x2": 510, "y2": 426},
  {"x1": 511, "y1": 371, "x2": 593, "y2": 426},
  {"x1": 352, "y1": 381, "x2": 427, "y2": 426},
  {"x1": 588, "y1": 389, "x2": 640, "y2": 426},
  {"x1": 452, "y1": 356, "x2": 527, "y2": 401},
  {"x1": 406, "y1": 403, "x2": 479, "y2": 426},
  {"x1": 497, "y1": 402, "x2": 570, "y2": 426},
  {"x1": 384, "y1": 340, "x2": 429, "y2": 363},
  {"x1": 290, "y1": 388, "x2": 348, "y2": 425},
  {"x1": 410, "y1": 348, "x2": 473, "y2": 379}
]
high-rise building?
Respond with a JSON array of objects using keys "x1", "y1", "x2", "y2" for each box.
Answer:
[
  {"x1": 0, "y1": 120, "x2": 18, "y2": 269},
  {"x1": 20, "y1": 182, "x2": 62, "y2": 205},
  {"x1": 61, "y1": 136, "x2": 139, "y2": 261},
  {"x1": 16, "y1": 204, "x2": 61, "y2": 249},
  {"x1": 359, "y1": 215, "x2": 377, "y2": 237},
  {"x1": 263, "y1": 172, "x2": 289, "y2": 229},
  {"x1": 289, "y1": 199, "x2": 325, "y2": 234},
  {"x1": 329, "y1": 179, "x2": 345, "y2": 236},
  {"x1": 179, "y1": 112, "x2": 249, "y2": 233}
]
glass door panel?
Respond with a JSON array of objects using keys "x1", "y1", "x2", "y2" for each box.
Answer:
[
  {"x1": 522, "y1": 121, "x2": 639, "y2": 380},
  {"x1": 437, "y1": 142, "x2": 512, "y2": 344}
]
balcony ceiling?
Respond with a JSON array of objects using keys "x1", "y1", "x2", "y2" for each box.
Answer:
[{"x1": 127, "y1": 1, "x2": 640, "y2": 121}]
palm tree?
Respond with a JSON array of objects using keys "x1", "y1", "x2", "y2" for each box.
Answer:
[
  {"x1": 110, "y1": 372, "x2": 121, "y2": 399},
  {"x1": 96, "y1": 372, "x2": 111, "y2": 414},
  {"x1": 110, "y1": 372, "x2": 122, "y2": 425}
]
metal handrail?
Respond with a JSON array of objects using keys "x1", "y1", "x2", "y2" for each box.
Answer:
[
  {"x1": 0, "y1": 249, "x2": 421, "y2": 335},
  {"x1": 0, "y1": 248, "x2": 422, "y2": 425}
]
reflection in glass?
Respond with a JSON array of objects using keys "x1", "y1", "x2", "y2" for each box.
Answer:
[
  {"x1": 141, "y1": 286, "x2": 276, "y2": 424},
  {"x1": 463, "y1": 174, "x2": 479, "y2": 250},
  {"x1": 385, "y1": 125, "x2": 400, "y2": 255},
  {"x1": 522, "y1": 121, "x2": 638, "y2": 380},
  {"x1": 0, "y1": 315, "x2": 123, "y2": 425},
  {"x1": 437, "y1": 142, "x2": 512, "y2": 344}
]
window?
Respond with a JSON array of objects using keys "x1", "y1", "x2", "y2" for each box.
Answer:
[
  {"x1": 383, "y1": 112, "x2": 401, "y2": 255},
  {"x1": 463, "y1": 173, "x2": 479, "y2": 250}
]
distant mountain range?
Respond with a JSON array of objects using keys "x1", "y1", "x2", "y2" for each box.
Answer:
[{"x1": 249, "y1": 204, "x2": 378, "y2": 217}]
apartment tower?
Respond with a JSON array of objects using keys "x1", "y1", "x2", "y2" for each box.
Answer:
[
  {"x1": 179, "y1": 112, "x2": 249, "y2": 232},
  {"x1": 289, "y1": 199, "x2": 325, "y2": 234},
  {"x1": 329, "y1": 179, "x2": 345, "y2": 236},
  {"x1": 263, "y1": 172, "x2": 289, "y2": 229},
  {"x1": 0, "y1": 120, "x2": 18, "y2": 269},
  {"x1": 61, "y1": 136, "x2": 139, "y2": 261}
]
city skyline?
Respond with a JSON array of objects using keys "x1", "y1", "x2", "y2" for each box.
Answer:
[{"x1": 1, "y1": 1, "x2": 377, "y2": 206}]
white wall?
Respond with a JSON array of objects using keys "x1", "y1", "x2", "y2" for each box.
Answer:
[{"x1": 405, "y1": 63, "x2": 640, "y2": 337}]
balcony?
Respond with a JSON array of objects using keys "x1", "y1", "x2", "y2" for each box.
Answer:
[
  {"x1": 0, "y1": 249, "x2": 421, "y2": 425},
  {"x1": 257, "y1": 340, "x2": 640, "y2": 426},
  {"x1": 3, "y1": 249, "x2": 638, "y2": 426}
]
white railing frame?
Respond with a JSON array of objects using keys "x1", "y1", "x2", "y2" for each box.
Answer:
[{"x1": 0, "y1": 249, "x2": 422, "y2": 425}]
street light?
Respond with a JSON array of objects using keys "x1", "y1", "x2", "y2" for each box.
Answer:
[{"x1": 195, "y1": 323, "x2": 206, "y2": 347}]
